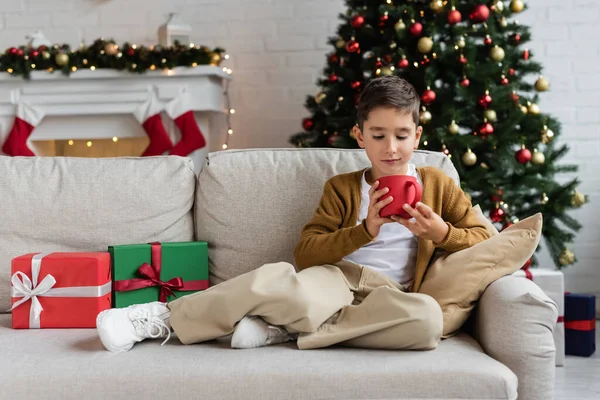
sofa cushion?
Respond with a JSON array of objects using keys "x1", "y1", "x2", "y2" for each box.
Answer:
[
  {"x1": 419, "y1": 213, "x2": 543, "y2": 338},
  {"x1": 0, "y1": 314, "x2": 517, "y2": 400},
  {"x1": 196, "y1": 148, "x2": 460, "y2": 285},
  {"x1": 0, "y1": 156, "x2": 196, "y2": 311}
]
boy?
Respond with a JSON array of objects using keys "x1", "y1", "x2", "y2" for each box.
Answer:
[{"x1": 96, "y1": 76, "x2": 490, "y2": 353}]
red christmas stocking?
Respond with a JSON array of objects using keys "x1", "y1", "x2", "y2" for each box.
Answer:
[
  {"x1": 166, "y1": 93, "x2": 206, "y2": 156},
  {"x1": 133, "y1": 94, "x2": 173, "y2": 156},
  {"x1": 1, "y1": 102, "x2": 44, "y2": 156}
]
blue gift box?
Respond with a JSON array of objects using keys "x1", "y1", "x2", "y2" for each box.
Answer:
[{"x1": 564, "y1": 293, "x2": 596, "y2": 357}]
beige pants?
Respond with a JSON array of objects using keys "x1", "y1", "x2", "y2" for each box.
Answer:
[{"x1": 168, "y1": 260, "x2": 442, "y2": 350}]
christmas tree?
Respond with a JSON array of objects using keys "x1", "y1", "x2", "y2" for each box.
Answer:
[{"x1": 290, "y1": 0, "x2": 586, "y2": 269}]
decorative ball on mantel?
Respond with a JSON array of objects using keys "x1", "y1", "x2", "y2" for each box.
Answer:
[{"x1": 55, "y1": 53, "x2": 69, "y2": 66}]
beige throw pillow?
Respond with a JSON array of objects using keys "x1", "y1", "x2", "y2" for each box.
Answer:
[{"x1": 419, "y1": 213, "x2": 543, "y2": 338}]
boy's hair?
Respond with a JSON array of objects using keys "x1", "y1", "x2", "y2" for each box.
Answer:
[{"x1": 356, "y1": 76, "x2": 420, "y2": 130}]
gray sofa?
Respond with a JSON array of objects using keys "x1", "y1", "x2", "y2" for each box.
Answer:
[{"x1": 0, "y1": 148, "x2": 558, "y2": 400}]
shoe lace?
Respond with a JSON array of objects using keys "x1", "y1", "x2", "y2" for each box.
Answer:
[{"x1": 130, "y1": 309, "x2": 172, "y2": 346}]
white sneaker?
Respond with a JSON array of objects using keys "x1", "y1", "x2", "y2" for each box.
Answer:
[
  {"x1": 96, "y1": 302, "x2": 172, "y2": 353},
  {"x1": 231, "y1": 315, "x2": 295, "y2": 349}
]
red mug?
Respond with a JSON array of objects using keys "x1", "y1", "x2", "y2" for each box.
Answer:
[{"x1": 378, "y1": 175, "x2": 423, "y2": 219}]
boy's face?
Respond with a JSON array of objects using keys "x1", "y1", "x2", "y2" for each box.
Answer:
[{"x1": 354, "y1": 106, "x2": 422, "y2": 179}]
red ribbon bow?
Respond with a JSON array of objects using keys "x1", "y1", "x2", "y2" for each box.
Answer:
[{"x1": 114, "y1": 242, "x2": 208, "y2": 302}]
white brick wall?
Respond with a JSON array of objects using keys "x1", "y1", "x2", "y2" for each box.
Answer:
[{"x1": 1, "y1": 0, "x2": 598, "y2": 302}]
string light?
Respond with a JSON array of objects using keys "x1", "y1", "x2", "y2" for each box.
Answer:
[
  {"x1": 90, "y1": 66, "x2": 96, "y2": 71},
  {"x1": 221, "y1": 58, "x2": 235, "y2": 150},
  {"x1": 68, "y1": 140, "x2": 74, "y2": 145},
  {"x1": 86, "y1": 141, "x2": 92, "y2": 147},
  {"x1": 112, "y1": 137, "x2": 118, "y2": 142}
]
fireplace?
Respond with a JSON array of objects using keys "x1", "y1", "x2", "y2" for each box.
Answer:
[{"x1": 0, "y1": 66, "x2": 231, "y2": 173}]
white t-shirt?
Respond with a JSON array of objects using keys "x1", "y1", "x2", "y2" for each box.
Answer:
[{"x1": 343, "y1": 164, "x2": 422, "y2": 286}]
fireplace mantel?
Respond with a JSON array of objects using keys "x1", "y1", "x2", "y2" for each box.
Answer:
[{"x1": 0, "y1": 66, "x2": 232, "y2": 173}]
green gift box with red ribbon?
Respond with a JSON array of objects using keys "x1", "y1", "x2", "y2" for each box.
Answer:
[{"x1": 109, "y1": 241, "x2": 209, "y2": 308}]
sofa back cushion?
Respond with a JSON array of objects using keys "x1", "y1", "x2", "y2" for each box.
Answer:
[
  {"x1": 0, "y1": 156, "x2": 196, "y2": 311},
  {"x1": 195, "y1": 148, "x2": 460, "y2": 285}
]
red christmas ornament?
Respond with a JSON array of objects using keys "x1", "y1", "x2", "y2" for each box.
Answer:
[
  {"x1": 511, "y1": 91, "x2": 520, "y2": 103},
  {"x1": 522, "y1": 258, "x2": 532, "y2": 269},
  {"x1": 8, "y1": 47, "x2": 17, "y2": 55},
  {"x1": 421, "y1": 89, "x2": 436, "y2": 105},
  {"x1": 490, "y1": 207, "x2": 505, "y2": 223},
  {"x1": 515, "y1": 147, "x2": 532, "y2": 164},
  {"x1": 502, "y1": 221, "x2": 513, "y2": 231},
  {"x1": 421, "y1": 57, "x2": 431, "y2": 66},
  {"x1": 523, "y1": 49, "x2": 530, "y2": 60},
  {"x1": 511, "y1": 34, "x2": 521, "y2": 45},
  {"x1": 460, "y1": 55, "x2": 468, "y2": 64},
  {"x1": 509, "y1": 68, "x2": 515, "y2": 76},
  {"x1": 30, "y1": 50, "x2": 39, "y2": 57},
  {"x1": 478, "y1": 93, "x2": 493, "y2": 108},
  {"x1": 346, "y1": 40, "x2": 360, "y2": 53},
  {"x1": 484, "y1": 36, "x2": 492, "y2": 46},
  {"x1": 302, "y1": 118, "x2": 314, "y2": 131},
  {"x1": 469, "y1": 5, "x2": 490, "y2": 23},
  {"x1": 127, "y1": 48, "x2": 135, "y2": 57},
  {"x1": 351, "y1": 81, "x2": 362, "y2": 90},
  {"x1": 16, "y1": 49, "x2": 24, "y2": 56},
  {"x1": 501, "y1": 76, "x2": 509, "y2": 85},
  {"x1": 375, "y1": 60, "x2": 383, "y2": 68},
  {"x1": 350, "y1": 15, "x2": 365, "y2": 29},
  {"x1": 409, "y1": 22, "x2": 423, "y2": 36},
  {"x1": 379, "y1": 14, "x2": 389, "y2": 27},
  {"x1": 398, "y1": 58, "x2": 409, "y2": 68},
  {"x1": 448, "y1": 9, "x2": 462, "y2": 25},
  {"x1": 479, "y1": 122, "x2": 494, "y2": 136},
  {"x1": 328, "y1": 74, "x2": 339, "y2": 82},
  {"x1": 460, "y1": 78, "x2": 470, "y2": 87},
  {"x1": 329, "y1": 54, "x2": 339, "y2": 64}
]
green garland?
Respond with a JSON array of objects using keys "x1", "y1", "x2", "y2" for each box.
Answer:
[{"x1": 0, "y1": 38, "x2": 226, "y2": 79}]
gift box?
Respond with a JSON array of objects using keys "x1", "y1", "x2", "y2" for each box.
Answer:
[
  {"x1": 513, "y1": 268, "x2": 565, "y2": 366},
  {"x1": 109, "y1": 241, "x2": 209, "y2": 308},
  {"x1": 10, "y1": 252, "x2": 112, "y2": 329},
  {"x1": 565, "y1": 293, "x2": 596, "y2": 357}
]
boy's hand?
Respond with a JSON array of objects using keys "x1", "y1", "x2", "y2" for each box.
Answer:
[
  {"x1": 391, "y1": 202, "x2": 449, "y2": 244},
  {"x1": 365, "y1": 181, "x2": 395, "y2": 238}
]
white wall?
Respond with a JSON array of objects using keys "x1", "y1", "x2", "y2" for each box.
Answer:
[{"x1": 1, "y1": 0, "x2": 598, "y2": 297}]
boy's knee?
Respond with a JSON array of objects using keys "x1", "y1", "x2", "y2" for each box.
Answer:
[{"x1": 414, "y1": 294, "x2": 443, "y2": 349}]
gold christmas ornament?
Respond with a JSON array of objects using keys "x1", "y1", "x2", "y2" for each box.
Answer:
[
  {"x1": 510, "y1": 0, "x2": 525, "y2": 13},
  {"x1": 419, "y1": 109, "x2": 432, "y2": 124},
  {"x1": 418, "y1": 37, "x2": 434, "y2": 53},
  {"x1": 493, "y1": 0, "x2": 505, "y2": 13},
  {"x1": 520, "y1": 105, "x2": 528, "y2": 114},
  {"x1": 430, "y1": 0, "x2": 444, "y2": 14},
  {"x1": 55, "y1": 53, "x2": 69, "y2": 66},
  {"x1": 490, "y1": 45, "x2": 505, "y2": 61},
  {"x1": 395, "y1": 20, "x2": 406, "y2": 31},
  {"x1": 335, "y1": 39, "x2": 346, "y2": 48},
  {"x1": 531, "y1": 149, "x2": 545, "y2": 165},
  {"x1": 484, "y1": 109, "x2": 497, "y2": 122},
  {"x1": 449, "y1": 120, "x2": 460, "y2": 134},
  {"x1": 42, "y1": 51, "x2": 51, "y2": 60},
  {"x1": 541, "y1": 125, "x2": 555, "y2": 144},
  {"x1": 104, "y1": 43, "x2": 118, "y2": 55},
  {"x1": 462, "y1": 149, "x2": 477, "y2": 166},
  {"x1": 315, "y1": 92, "x2": 327, "y2": 104},
  {"x1": 535, "y1": 76, "x2": 550, "y2": 92},
  {"x1": 540, "y1": 193, "x2": 549, "y2": 204},
  {"x1": 500, "y1": 17, "x2": 508, "y2": 27},
  {"x1": 210, "y1": 52, "x2": 222, "y2": 66},
  {"x1": 528, "y1": 102, "x2": 541, "y2": 114},
  {"x1": 559, "y1": 248, "x2": 575, "y2": 266},
  {"x1": 457, "y1": 37, "x2": 466, "y2": 48},
  {"x1": 571, "y1": 191, "x2": 586, "y2": 207},
  {"x1": 380, "y1": 66, "x2": 393, "y2": 76}
]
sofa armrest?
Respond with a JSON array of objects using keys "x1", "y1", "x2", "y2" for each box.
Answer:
[{"x1": 471, "y1": 275, "x2": 558, "y2": 400}]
